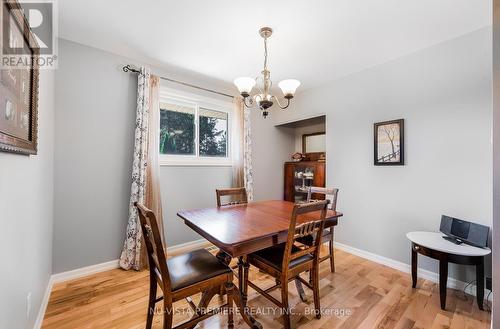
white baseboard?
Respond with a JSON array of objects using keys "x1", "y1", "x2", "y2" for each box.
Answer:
[
  {"x1": 334, "y1": 241, "x2": 490, "y2": 298},
  {"x1": 49, "y1": 239, "x2": 211, "y2": 285},
  {"x1": 35, "y1": 260, "x2": 122, "y2": 329},
  {"x1": 51, "y1": 259, "x2": 120, "y2": 284},
  {"x1": 33, "y1": 277, "x2": 54, "y2": 329},
  {"x1": 167, "y1": 238, "x2": 212, "y2": 256},
  {"x1": 33, "y1": 239, "x2": 211, "y2": 329}
]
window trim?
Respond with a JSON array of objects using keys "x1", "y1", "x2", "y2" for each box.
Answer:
[{"x1": 159, "y1": 87, "x2": 233, "y2": 167}]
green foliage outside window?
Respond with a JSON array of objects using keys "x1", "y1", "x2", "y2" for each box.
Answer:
[
  {"x1": 199, "y1": 115, "x2": 227, "y2": 157},
  {"x1": 160, "y1": 109, "x2": 195, "y2": 155},
  {"x1": 159, "y1": 106, "x2": 228, "y2": 158}
]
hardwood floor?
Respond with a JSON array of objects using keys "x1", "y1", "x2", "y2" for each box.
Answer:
[{"x1": 42, "y1": 248, "x2": 491, "y2": 329}]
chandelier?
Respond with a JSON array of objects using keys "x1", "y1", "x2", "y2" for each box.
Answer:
[{"x1": 234, "y1": 27, "x2": 300, "y2": 118}]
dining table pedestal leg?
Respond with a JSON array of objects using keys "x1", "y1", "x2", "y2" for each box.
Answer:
[
  {"x1": 238, "y1": 256, "x2": 251, "y2": 306},
  {"x1": 195, "y1": 250, "x2": 262, "y2": 329}
]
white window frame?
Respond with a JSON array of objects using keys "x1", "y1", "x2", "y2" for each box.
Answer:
[{"x1": 159, "y1": 86, "x2": 233, "y2": 166}]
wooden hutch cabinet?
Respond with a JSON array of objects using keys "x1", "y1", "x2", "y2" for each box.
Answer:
[{"x1": 284, "y1": 161, "x2": 325, "y2": 203}]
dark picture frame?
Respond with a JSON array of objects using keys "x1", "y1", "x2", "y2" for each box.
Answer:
[
  {"x1": 0, "y1": 0, "x2": 40, "y2": 155},
  {"x1": 374, "y1": 119, "x2": 404, "y2": 166}
]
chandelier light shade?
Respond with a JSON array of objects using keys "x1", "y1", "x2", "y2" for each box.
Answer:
[
  {"x1": 234, "y1": 77, "x2": 256, "y2": 97},
  {"x1": 278, "y1": 79, "x2": 301, "y2": 98},
  {"x1": 234, "y1": 27, "x2": 300, "y2": 118}
]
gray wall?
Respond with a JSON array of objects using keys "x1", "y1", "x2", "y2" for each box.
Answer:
[
  {"x1": 250, "y1": 108, "x2": 294, "y2": 201},
  {"x1": 53, "y1": 39, "x2": 234, "y2": 273},
  {"x1": 293, "y1": 122, "x2": 326, "y2": 153},
  {"x1": 0, "y1": 70, "x2": 55, "y2": 328},
  {"x1": 492, "y1": 0, "x2": 500, "y2": 326},
  {"x1": 259, "y1": 28, "x2": 493, "y2": 283},
  {"x1": 161, "y1": 166, "x2": 232, "y2": 246}
]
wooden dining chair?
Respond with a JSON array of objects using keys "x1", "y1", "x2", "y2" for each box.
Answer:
[
  {"x1": 302, "y1": 186, "x2": 339, "y2": 273},
  {"x1": 244, "y1": 201, "x2": 329, "y2": 329},
  {"x1": 216, "y1": 187, "x2": 248, "y2": 207},
  {"x1": 134, "y1": 202, "x2": 235, "y2": 329},
  {"x1": 215, "y1": 187, "x2": 248, "y2": 273}
]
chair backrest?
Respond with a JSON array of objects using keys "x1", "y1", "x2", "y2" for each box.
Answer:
[
  {"x1": 307, "y1": 186, "x2": 339, "y2": 210},
  {"x1": 216, "y1": 187, "x2": 248, "y2": 207},
  {"x1": 134, "y1": 202, "x2": 171, "y2": 292},
  {"x1": 282, "y1": 200, "x2": 329, "y2": 271}
]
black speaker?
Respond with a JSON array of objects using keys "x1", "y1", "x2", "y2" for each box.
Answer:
[
  {"x1": 439, "y1": 215, "x2": 489, "y2": 248},
  {"x1": 439, "y1": 215, "x2": 453, "y2": 235},
  {"x1": 467, "y1": 223, "x2": 490, "y2": 248}
]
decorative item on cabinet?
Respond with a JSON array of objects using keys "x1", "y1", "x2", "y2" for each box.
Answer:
[
  {"x1": 284, "y1": 161, "x2": 326, "y2": 203},
  {"x1": 291, "y1": 152, "x2": 305, "y2": 161}
]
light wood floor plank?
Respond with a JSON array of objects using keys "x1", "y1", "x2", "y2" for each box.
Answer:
[{"x1": 42, "y1": 248, "x2": 491, "y2": 329}]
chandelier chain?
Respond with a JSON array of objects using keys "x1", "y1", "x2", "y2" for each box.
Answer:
[{"x1": 263, "y1": 37, "x2": 268, "y2": 72}]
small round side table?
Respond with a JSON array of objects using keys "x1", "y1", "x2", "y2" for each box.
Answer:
[{"x1": 406, "y1": 231, "x2": 491, "y2": 310}]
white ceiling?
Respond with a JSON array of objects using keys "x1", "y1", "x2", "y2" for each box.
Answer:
[{"x1": 59, "y1": 0, "x2": 491, "y2": 91}]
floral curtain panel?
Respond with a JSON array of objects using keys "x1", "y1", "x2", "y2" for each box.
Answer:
[
  {"x1": 119, "y1": 67, "x2": 164, "y2": 271},
  {"x1": 232, "y1": 97, "x2": 254, "y2": 200}
]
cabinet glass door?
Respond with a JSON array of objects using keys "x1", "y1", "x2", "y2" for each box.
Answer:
[{"x1": 293, "y1": 164, "x2": 315, "y2": 203}]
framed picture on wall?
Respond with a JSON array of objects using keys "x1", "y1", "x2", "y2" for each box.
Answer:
[
  {"x1": 0, "y1": 0, "x2": 40, "y2": 155},
  {"x1": 374, "y1": 119, "x2": 404, "y2": 166}
]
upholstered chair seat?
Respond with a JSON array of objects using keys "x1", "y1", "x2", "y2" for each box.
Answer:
[
  {"x1": 248, "y1": 243, "x2": 313, "y2": 271},
  {"x1": 167, "y1": 249, "x2": 232, "y2": 291}
]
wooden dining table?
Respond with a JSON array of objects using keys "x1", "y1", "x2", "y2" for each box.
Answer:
[{"x1": 177, "y1": 200, "x2": 343, "y2": 328}]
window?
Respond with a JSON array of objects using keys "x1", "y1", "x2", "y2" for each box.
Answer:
[
  {"x1": 160, "y1": 101, "x2": 196, "y2": 156},
  {"x1": 198, "y1": 108, "x2": 228, "y2": 157},
  {"x1": 159, "y1": 89, "x2": 232, "y2": 166}
]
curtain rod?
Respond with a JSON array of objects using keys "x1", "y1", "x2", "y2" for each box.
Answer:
[{"x1": 122, "y1": 64, "x2": 234, "y2": 99}]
